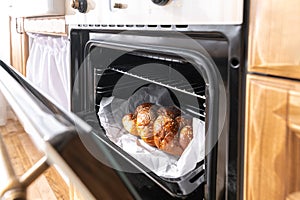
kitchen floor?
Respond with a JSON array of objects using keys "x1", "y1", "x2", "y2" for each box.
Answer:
[{"x1": 0, "y1": 117, "x2": 70, "y2": 199}]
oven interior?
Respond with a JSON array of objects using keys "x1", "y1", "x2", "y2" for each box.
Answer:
[
  {"x1": 93, "y1": 49, "x2": 207, "y2": 120},
  {"x1": 71, "y1": 30, "x2": 229, "y2": 199}
]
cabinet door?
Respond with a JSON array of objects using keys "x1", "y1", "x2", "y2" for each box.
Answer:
[
  {"x1": 10, "y1": 17, "x2": 28, "y2": 76},
  {"x1": 248, "y1": 0, "x2": 300, "y2": 79},
  {"x1": 286, "y1": 92, "x2": 300, "y2": 197},
  {"x1": 244, "y1": 75, "x2": 300, "y2": 200}
]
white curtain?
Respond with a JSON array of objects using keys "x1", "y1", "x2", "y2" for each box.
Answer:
[{"x1": 26, "y1": 34, "x2": 70, "y2": 110}]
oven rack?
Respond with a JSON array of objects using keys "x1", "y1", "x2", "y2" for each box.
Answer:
[
  {"x1": 94, "y1": 101, "x2": 206, "y2": 119},
  {"x1": 95, "y1": 67, "x2": 206, "y2": 100},
  {"x1": 182, "y1": 104, "x2": 206, "y2": 118}
]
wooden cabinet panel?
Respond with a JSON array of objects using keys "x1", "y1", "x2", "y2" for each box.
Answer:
[
  {"x1": 286, "y1": 92, "x2": 300, "y2": 196},
  {"x1": 10, "y1": 17, "x2": 28, "y2": 76},
  {"x1": 244, "y1": 75, "x2": 288, "y2": 200},
  {"x1": 248, "y1": 0, "x2": 300, "y2": 79},
  {"x1": 246, "y1": 0, "x2": 300, "y2": 198},
  {"x1": 24, "y1": 16, "x2": 67, "y2": 36},
  {"x1": 244, "y1": 75, "x2": 300, "y2": 200}
]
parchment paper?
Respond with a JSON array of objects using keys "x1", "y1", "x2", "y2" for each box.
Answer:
[{"x1": 98, "y1": 84, "x2": 205, "y2": 178}]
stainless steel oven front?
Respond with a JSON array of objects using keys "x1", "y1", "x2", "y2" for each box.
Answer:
[{"x1": 66, "y1": 0, "x2": 245, "y2": 199}]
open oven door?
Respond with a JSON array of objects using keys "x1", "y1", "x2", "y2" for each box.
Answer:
[{"x1": 0, "y1": 60, "x2": 140, "y2": 200}]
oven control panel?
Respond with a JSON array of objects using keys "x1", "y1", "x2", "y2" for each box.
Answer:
[{"x1": 65, "y1": 0, "x2": 244, "y2": 25}]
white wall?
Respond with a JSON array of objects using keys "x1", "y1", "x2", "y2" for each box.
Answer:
[{"x1": 0, "y1": 1, "x2": 11, "y2": 64}]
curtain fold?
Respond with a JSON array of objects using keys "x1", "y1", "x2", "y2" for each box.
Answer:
[{"x1": 26, "y1": 34, "x2": 70, "y2": 110}]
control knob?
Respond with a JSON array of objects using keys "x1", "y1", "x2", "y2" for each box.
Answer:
[
  {"x1": 151, "y1": 0, "x2": 169, "y2": 6},
  {"x1": 71, "y1": 0, "x2": 87, "y2": 13}
]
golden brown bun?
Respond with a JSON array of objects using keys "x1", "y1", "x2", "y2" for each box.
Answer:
[
  {"x1": 175, "y1": 116, "x2": 192, "y2": 128},
  {"x1": 122, "y1": 103, "x2": 158, "y2": 146},
  {"x1": 135, "y1": 103, "x2": 158, "y2": 146},
  {"x1": 134, "y1": 103, "x2": 154, "y2": 117},
  {"x1": 135, "y1": 103, "x2": 158, "y2": 126},
  {"x1": 122, "y1": 114, "x2": 139, "y2": 136},
  {"x1": 158, "y1": 132, "x2": 183, "y2": 156},
  {"x1": 153, "y1": 115, "x2": 175, "y2": 147},
  {"x1": 153, "y1": 115, "x2": 183, "y2": 156},
  {"x1": 157, "y1": 106, "x2": 181, "y2": 119},
  {"x1": 122, "y1": 103, "x2": 193, "y2": 155},
  {"x1": 153, "y1": 114, "x2": 193, "y2": 156},
  {"x1": 179, "y1": 125, "x2": 193, "y2": 150}
]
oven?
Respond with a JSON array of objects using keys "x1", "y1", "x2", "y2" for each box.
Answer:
[
  {"x1": 66, "y1": 0, "x2": 245, "y2": 199},
  {"x1": 0, "y1": 0, "x2": 245, "y2": 199}
]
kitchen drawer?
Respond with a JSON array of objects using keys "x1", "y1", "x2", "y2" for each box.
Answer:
[{"x1": 24, "y1": 16, "x2": 67, "y2": 36}]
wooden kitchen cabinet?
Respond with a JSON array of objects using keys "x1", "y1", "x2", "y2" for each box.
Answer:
[
  {"x1": 244, "y1": 75, "x2": 300, "y2": 200},
  {"x1": 9, "y1": 16, "x2": 67, "y2": 76},
  {"x1": 244, "y1": 0, "x2": 300, "y2": 199},
  {"x1": 248, "y1": 0, "x2": 300, "y2": 80},
  {"x1": 10, "y1": 17, "x2": 29, "y2": 76}
]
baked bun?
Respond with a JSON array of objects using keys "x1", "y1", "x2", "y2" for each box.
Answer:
[
  {"x1": 179, "y1": 125, "x2": 193, "y2": 150},
  {"x1": 175, "y1": 116, "x2": 193, "y2": 150},
  {"x1": 153, "y1": 113, "x2": 194, "y2": 156},
  {"x1": 135, "y1": 103, "x2": 158, "y2": 146},
  {"x1": 122, "y1": 103, "x2": 194, "y2": 156},
  {"x1": 156, "y1": 106, "x2": 181, "y2": 119},
  {"x1": 153, "y1": 114, "x2": 183, "y2": 156},
  {"x1": 175, "y1": 116, "x2": 192, "y2": 128},
  {"x1": 122, "y1": 113, "x2": 139, "y2": 136}
]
